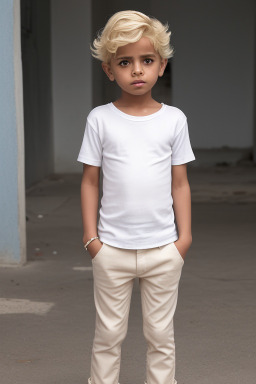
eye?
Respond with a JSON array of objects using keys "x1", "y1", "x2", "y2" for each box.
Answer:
[
  {"x1": 118, "y1": 60, "x2": 129, "y2": 66},
  {"x1": 144, "y1": 58, "x2": 154, "y2": 64}
]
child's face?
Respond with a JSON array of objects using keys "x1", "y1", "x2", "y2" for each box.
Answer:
[{"x1": 102, "y1": 37, "x2": 167, "y2": 98}]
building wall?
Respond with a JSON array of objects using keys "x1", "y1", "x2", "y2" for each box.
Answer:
[
  {"x1": 51, "y1": 0, "x2": 92, "y2": 173},
  {"x1": 152, "y1": 0, "x2": 254, "y2": 149},
  {"x1": 0, "y1": 0, "x2": 26, "y2": 264},
  {"x1": 21, "y1": 0, "x2": 54, "y2": 187}
]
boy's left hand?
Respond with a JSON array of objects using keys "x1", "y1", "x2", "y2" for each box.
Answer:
[{"x1": 174, "y1": 237, "x2": 192, "y2": 260}]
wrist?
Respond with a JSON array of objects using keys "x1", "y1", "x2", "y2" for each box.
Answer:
[
  {"x1": 83, "y1": 234, "x2": 98, "y2": 245},
  {"x1": 177, "y1": 234, "x2": 192, "y2": 245},
  {"x1": 84, "y1": 236, "x2": 100, "y2": 251},
  {"x1": 87, "y1": 238, "x2": 101, "y2": 250}
]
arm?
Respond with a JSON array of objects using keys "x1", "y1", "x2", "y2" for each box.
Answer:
[
  {"x1": 171, "y1": 164, "x2": 193, "y2": 259},
  {"x1": 81, "y1": 163, "x2": 103, "y2": 258}
]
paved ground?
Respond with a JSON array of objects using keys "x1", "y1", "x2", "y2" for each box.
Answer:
[{"x1": 0, "y1": 165, "x2": 256, "y2": 384}]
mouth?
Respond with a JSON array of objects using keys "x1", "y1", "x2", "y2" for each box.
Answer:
[{"x1": 131, "y1": 80, "x2": 145, "y2": 86}]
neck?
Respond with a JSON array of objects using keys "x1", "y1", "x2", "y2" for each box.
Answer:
[{"x1": 116, "y1": 91, "x2": 156, "y2": 108}]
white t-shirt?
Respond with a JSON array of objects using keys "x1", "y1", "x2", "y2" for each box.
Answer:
[{"x1": 77, "y1": 102, "x2": 195, "y2": 249}]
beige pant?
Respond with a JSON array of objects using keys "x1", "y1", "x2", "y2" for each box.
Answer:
[{"x1": 89, "y1": 241, "x2": 184, "y2": 384}]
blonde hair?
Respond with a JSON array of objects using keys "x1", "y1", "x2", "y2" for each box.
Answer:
[{"x1": 90, "y1": 10, "x2": 174, "y2": 64}]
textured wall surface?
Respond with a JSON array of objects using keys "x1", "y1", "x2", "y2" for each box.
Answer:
[
  {"x1": 21, "y1": 0, "x2": 54, "y2": 187},
  {"x1": 171, "y1": 0, "x2": 254, "y2": 148},
  {"x1": 152, "y1": 0, "x2": 254, "y2": 149},
  {"x1": 0, "y1": 0, "x2": 23, "y2": 263},
  {"x1": 51, "y1": 0, "x2": 92, "y2": 173}
]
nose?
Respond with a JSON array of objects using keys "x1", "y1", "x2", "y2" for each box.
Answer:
[{"x1": 132, "y1": 61, "x2": 143, "y2": 75}]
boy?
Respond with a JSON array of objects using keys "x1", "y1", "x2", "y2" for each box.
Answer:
[{"x1": 78, "y1": 10, "x2": 195, "y2": 384}]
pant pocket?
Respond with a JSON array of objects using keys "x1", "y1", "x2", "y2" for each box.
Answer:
[
  {"x1": 172, "y1": 242, "x2": 185, "y2": 264},
  {"x1": 91, "y1": 243, "x2": 106, "y2": 262}
]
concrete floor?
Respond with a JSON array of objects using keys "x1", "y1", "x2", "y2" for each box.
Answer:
[{"x1": 0, "y1": 165, "x2": 256, "y2": 384}]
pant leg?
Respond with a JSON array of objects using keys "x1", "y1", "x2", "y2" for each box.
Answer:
[
  {"x1": 139, "y1": 242, "x2": 184, "y2": 384},
  {"x1": 90, "y1": 243, "x2": 136, "y2": 384}
]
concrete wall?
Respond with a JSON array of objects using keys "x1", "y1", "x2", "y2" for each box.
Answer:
[
  {"x1": 0, "y1": 0, "x2": 26, "y2": 264},
  {"x1": 21, "y1": 0, "x2": 54, "y2": 187},
  {"x1": 51, "y1": 0, "x2": 92, "y2": 173},
  {"x1": 152, "y1": 0, "x2": 254, "y2": 149}
]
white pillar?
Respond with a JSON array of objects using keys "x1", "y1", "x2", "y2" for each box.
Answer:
[
  {"x1": 253, "y1": 5, "x2": 256, "y2": 163},
  {"x1": 0, "y1": 0, "x2": 26, "y2": 265}
]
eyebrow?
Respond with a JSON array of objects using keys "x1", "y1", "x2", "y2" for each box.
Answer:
[{"x1": 115, "y1": 54, "x2": 157, "y2": 60}]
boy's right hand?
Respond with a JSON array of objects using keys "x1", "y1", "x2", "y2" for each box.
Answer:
[{"x1": 86, "y1": 239, "x2": 104, "y2": 259}]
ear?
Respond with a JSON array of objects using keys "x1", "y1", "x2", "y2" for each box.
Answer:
[
  {"x1": 101, "y1": 62, "x2": 115, "y2": 81},
  {"x1": 158, "y1": 58, "x2": 168, "y2": 77}
]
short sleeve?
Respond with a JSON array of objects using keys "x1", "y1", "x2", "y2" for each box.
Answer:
[
  {"x1": 171, "y1": 119, "x2": 196, "y2": 165},
  {"x1": 77, "y1": 118, "x2": 102, "y2": 166}
]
